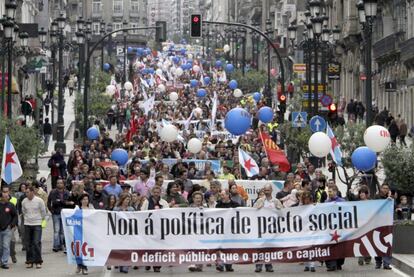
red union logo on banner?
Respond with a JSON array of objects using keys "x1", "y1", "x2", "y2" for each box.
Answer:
[{"x1": 71, "y1": 241, "x2": 95, "y2": 258}]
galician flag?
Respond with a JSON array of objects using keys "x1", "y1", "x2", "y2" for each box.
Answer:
[
  {"x1": 1, "y1": 135, "x2": 23, "y2": 184},
  {"x1": 238, "y1": 148, "x2": 259, "y2": 177},
  {"x1": 326, "y1": 124, "x2": 343, "y2": 166}
]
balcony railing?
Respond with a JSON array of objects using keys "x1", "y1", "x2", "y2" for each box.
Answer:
[
  {"x1": 373, "y1": 34, "x2": 398, "y2": 60},
  {"x1": 400, "y1": 36, "x2": 414, "y2": 63}
]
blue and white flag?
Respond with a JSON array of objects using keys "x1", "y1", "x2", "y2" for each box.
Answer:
[
  {"x1": 238, "y1": 148, "x2": 259, "y2": 177},
  {"x1": 1, "y1": 135, "x2": 23, "y2": 184},
  {"x1": 326, "y1": 124, "x2": 343, "y2": 166}
]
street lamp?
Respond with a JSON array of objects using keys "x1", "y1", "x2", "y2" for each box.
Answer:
[
  {"x1": 19, "y1": 32, "x2": 29, "y2": 47},
  {"x1": 38, "y1": 27, "x2": 47, "y2": 47},
  {"x1": 356, "y1": 0, "x2": 378, "y2": 128},
  {"x1": 100, "y1": 20, "x2": 106, "y2": 70},
  {"x1": 265, "y1": 18, "x2": 273, "y2": 107},
  {"x1": 123, "y1": 20, "x2": 128, "y2": 85},
  {"x1": 55, "y1": 13, "x2": 67, "y2": 153},
  {"x1": 309, "y1": 0, "x2": 322, "y2": 17},
  {"x1": 5, "y1": 0, "x2": 17, "y2": 19}
]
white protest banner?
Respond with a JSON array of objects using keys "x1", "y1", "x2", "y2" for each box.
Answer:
[{"x1": 62, "y1": 200, "x2": 393, "y2": 267}]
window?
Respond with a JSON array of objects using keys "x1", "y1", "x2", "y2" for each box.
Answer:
[
  {"x1": 113, "y1": 22, "x2": 122, "y2": 31},
  {"x1": 113, "y1": 0, "x2": 123, "y2": 14},
  {"x1": 92, "y1": 22, "x2": 100, "y2": 35},
  {"x1": 130, "y1": 23, "x2": 139, "y2": 34},
  {"x1": 92, "y1": 0, "x2": 101, "y2": 14},
  {"x1": 131, "y1": 0, "x2": 139, "y2": 14}
]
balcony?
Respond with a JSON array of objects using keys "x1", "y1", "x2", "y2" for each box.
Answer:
[
  {"x1": 400, "y1": 36, "x2": 414, "y2": 63},
  {"x1": 341, "y1": 16, "x2": 360, "y2": 39},
  {"x1": 113, "y1": 9, "x2": 123, "y2": 18},
  {"x1": 373, "y1": 34, "x2": 399, "y2": 60},
  {"x1": 130, "y1": 9, "x2": 140, "y2": 18}
]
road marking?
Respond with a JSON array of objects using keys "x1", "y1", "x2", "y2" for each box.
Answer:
[{"x1": 392, "y1": 266, "x2": 411, "y2": 277}]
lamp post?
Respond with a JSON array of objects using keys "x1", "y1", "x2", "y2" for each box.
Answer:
[
  {"x1": 50, "y1": 23, "x2": 58, "y2": 128},
  {"x1": 311, "y1": 13, "x2": 323, "y2": 116},
  {"x1": 123, "y1": 20, "x2": 128, "y2": 85},
  {"x1": 100, "y1": 20, "x2": 106, "y2": 70},
  {"x1": 357, "y1": 0, "x2": 378, "y2": 128},
  {"x1": 76, "y1": 17, "x2": 85, "y2": 92},
  {"x1": 265, "y1": 18, "x2": 273, "y2": 107},
  {"x1": 55, "y1": 13, "x2": 66, "y2": 153},
  {"x1": 1, "y1": 0, "x2": 17, "y2": 119},
  {"x1": 107, "y1": 23, "x2": 113, "y2": 58},
  {"x1": 240, "y1": 28, "x2": 247, "y2": 76}
]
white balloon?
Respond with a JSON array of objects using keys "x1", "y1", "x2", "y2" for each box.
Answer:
[
  {"x1": 308, "y1": 132, "x2": 332, "y2": 158},
  {"x1": 162, "y1": 46, "x2": 168, "y2": 52},
  {"x1": 162, "y1": 65, "x2": 169, "y2": 72},
  {"x1": 193, "y1": 65, "x2": 200, "y2": 73},
  {"x1": 157, "y1": 62, "x2": 163, "y2": 68},
  {"x1": 175, "y1": 67, "x2": 183, "y2": 76},
  {"x1": 223, "y1": 44, "x2": 230, "y2": 53},
  {"x1": 188, "y1": 53, "x2": 193, "y2": 59},
  {"x1": 193, "y1": 107, "x2": 203, "y2": 117},
  {"x1": 233, "y1": 88, "x2": 243, "y2": 98},
  {"x1": 124, "y1": 81, "x2": 133, "y2": 91},
  {"x1": 187, "y1": 138, "x2": 202, "y2": 154},
  {"x1": 158, "y1": 84, "x2": 166, "y2": 92},
  {"x1": 364, "y1": 125, "x2": 391, "y2": 152},
  {"x1": 106, "y1": 85, "x2": 116, "y2": 95},
  {"x1": 160, "y1": 125, "x2": 178, "y2": 142},
  {"x1": 169, "y1": 92, "x2": 179, "y2": 101},
  {"x1": 143, "y1": 58, "x2": 147, "y2": 62},
  {"x1": 156, "y1": 68, "x2": 163, "y2": 76}
]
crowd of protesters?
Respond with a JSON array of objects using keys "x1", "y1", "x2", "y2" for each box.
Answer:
[{"x1": 0, "y1": 45, "x2": 412, "y2": 275}]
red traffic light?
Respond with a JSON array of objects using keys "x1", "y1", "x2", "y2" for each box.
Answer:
[
  {"x1": 193, "y1": 16, "x2": 199, "y2": 23},
  {"x1": 279, "y1": 94, "x2": 286, "y2": 102},
  {"x1": 329, "y1": 103, "x2": 337, "y2": 112}
]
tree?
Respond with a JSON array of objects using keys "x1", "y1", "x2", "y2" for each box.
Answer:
[
  {"x1": 278, "y1": 122, "x2": 312, "y2": 163},
  {"x1": 75, "y1": 70, "x2": 113, "y2": 133},
  {"x1": 0, "y1": 119, "x2": 43, "y2": 168},
  {"x1": 230, "y1": 70, "x2": 275, "y2": 93},
  {"x1": 382, "y1": 144, "x2": 414, "y2": 195},
  {"x1": 334, "y1": 122, "x2": 365, "y2": 167}
]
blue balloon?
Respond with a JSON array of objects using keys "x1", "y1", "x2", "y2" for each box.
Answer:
[
  {"x1": 351, "y1": 146, "x2": 377, "y2": 172},
  {"x1": 215, "y1": 60, "x2": 222, "y2": 68},
  {"x1": 136, "y1": 48, "x2": 144, "y2": 55},
  {"x1": 172, "y1": 56, "x2": 180, "y2": 64},
  {"x1": 258, "y1": 107, "x2": 274, "y2": 123},
  {"x1": 228, "y1": 80, "x2": 238, "y2": 90},
  {"x1": 103, "y1": 63, "x2": 110, "y2": 71},
  {"x1": 197, "y1": 89, "x2": 207, "y2": 97},
  {"x1": 181, "y1": 64, "x2": 187, "y2": 70},
  {"x1": 111, "y1": 148, "x2": 129, "y2": 166},
  {"x1": 225, "y1": 108, "x2": 252, "y2": 136},
  {"x1": 203, "y1": 76, "x2": 211, "y2": 85},
  {"x1": 226, "y1": 63, "x2": 234, "y2": 73},
  {"x1": 148, "y1": 68, "x2": 155, "y2": 74},
  {"x1": 185, "y1": 63, "x2": 192, "y2": 70},
  {"x1": 180, "y1": 48, "x2": 186, "y2": 55},
  {"x1": 86, "y1": 127, "x2": 100, "y2": 140},
  {"x1": 253, "y1": 92, "x2": 262, "y2": 102},
  {"x1": 190, "y1": 79, "x2": 198, "y2": 88},
  {"x1": 187, "y1": 59, "x2": 193, "y2": 65}
]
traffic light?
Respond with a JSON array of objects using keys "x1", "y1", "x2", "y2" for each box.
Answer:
[
  {"x1": 328, "y1": 103, "x2": 337, "y2": 112},
  {"x1": 190, "y1": 14, "x2": 202, "y2": 37},
  {"x1": 327, "y1": 103, "x2": 338, "y2": 126},
  {"x1": 277, "y1": 94, "x2": 287, "y2": 123},
  {"x1": 155, "y1": 21, "x2": 166, "y2": 42}
]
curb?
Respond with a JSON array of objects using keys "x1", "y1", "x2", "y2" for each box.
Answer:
[{"x1": 392, "y1": 254, "x2": 414, "y2": 276}]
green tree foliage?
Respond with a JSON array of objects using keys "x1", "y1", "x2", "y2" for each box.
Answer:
[
  {"x1": 230, "y1": 70, "x2": 274, "y2": 93},
  {"x1": 75, "y1": 70, "x2": 113, "y2": 129},
  {"x1": 0, "y1": 119, "x2": 43, "y2": 167},
  {"x1": 382, "y1": 144, "x2": 414, "y2": 195},
  {"x1": 334, "y1": 122, "x2": 365, "y2": 167},
  {"x1": 279, "y1": 122, "x2": 312, "y2": 162}
]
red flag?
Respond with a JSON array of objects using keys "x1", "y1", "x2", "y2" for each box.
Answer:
[
  {"x1": 259, "y1": 131, "x2": 291, "y2": 172},
  {"x1": 126, "y1": 114, "x2": 137, "y2": 142}
]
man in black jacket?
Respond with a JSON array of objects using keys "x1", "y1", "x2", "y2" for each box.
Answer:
[
  {"x1": 47, "y1": 179, "x2": 70, "y2": 252},
  {"x1": 216, "y1": 190, "x2": 239, "y2": 272},
  {"x1": 91, "y1": 183, "x2": 108, "y2": 209},
  {"x1": 0, "y1": 186, "x2": 18, "y2": 269}
]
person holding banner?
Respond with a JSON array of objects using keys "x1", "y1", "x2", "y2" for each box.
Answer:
[
  {"x1": 141, "y1": 186, "x2": 169, "y2": 272},
  {"x1": 188, "y1": 191, "x2": 206, "y2": 272},
  {"x1": 300, "y1": 191, "x2": 316, "y2": 272},
  {"x1": 253, "y1": 184, "x2": 283, "y2": 272},
  {"x1": 76, "y1": 194, "x2": 94, "y2": 275}
]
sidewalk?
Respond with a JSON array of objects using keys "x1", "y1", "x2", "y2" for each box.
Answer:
[{"x1": 393, "y1": 254, "x2": 414, "y2": 276}]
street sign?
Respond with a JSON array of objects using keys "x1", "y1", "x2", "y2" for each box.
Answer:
[
  {"x1": 302, "y1": 84, "x2": 325, "y2": 91},
  {"x1": 309, "y1": 115, "x2": 326, "y2": 133},
  {"x1": 293, "y1": 64, "x2": 306, "y2": 73},
  {"x1": 302, "y1": 92, "x2": 322, "y2": 99},
  {"x1": 292, "y1": 112, "x2": 307, "y2": 128},
  {"x1": 385, "y1": 81, "x2": 396, "y2": 92},
  {"x1": 328, "y1": 62, "x2": 341, "y2": 80},
  {"x1": 320, "y1": 94, "x2": 333, "y2": 107}
]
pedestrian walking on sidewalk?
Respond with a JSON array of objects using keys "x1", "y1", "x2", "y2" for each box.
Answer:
[
  {"x1": 0, "y1": 186, "x2": 18, "y2": 269},
  {"x1": 22, "y1": 185, "x2": 47, "y2": 269},
  {"x1": 43, "y1": 118, "x2": 52, "y2": 151}
]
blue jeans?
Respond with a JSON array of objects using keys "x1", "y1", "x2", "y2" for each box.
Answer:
[
  {"x1": 25, "y1": 225, "x2": 42, "y2": 264},
  {"x1": 0, "y1": 228, "x2": 12, "y2": 266},
  {"x1": 52, "y1": 214, "x2": 64, "y2": 250},
  {"x1": 375, "y1": 256, "x2": 392, "y2": 267}
]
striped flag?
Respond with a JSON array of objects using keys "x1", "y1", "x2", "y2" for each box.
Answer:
[
  {"x1": 326, "y1": 124, "x2": 343, "y2": 166},
  {"x1": 1, "y1": 135, "x2": 23, "y2": 184},
  {"x1": 238, "y1": 148, "x2": 259, "y2": 177}
]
